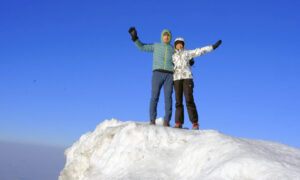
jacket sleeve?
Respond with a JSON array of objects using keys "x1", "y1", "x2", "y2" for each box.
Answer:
[
  {"x1": 134, "y1": 39, "x2": 154, "y2": 52},
  {"x1": 186, "y1": 45, "x2": 213, "y2": 58}
]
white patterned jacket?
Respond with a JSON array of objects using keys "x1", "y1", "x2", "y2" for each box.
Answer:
[{"x1": 172, "y1": 46, "x2": 213, "y2": 81}]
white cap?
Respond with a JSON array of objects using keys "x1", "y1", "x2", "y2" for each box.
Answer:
[{"x1": 174, "y1": 37, "x2": 185, "y2": 43}]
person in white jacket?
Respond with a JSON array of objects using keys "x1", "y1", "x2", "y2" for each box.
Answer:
[{"x1": 172, "y1": 37, "x2": 222, "y2": 129}]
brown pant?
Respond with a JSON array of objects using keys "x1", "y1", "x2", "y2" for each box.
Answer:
[{"x1": 174, "y1": 79, "x2": 198, "y2": 124}]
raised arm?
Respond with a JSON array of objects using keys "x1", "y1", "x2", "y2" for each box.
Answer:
[
  {"x1": 128, "y1": 27, "x2": 154, "y2": 52},
  {"x1": 134, "y1": 39, "x2": 154, "y2": 52},
  {"x1": 186, "y1": 46, "x2": 213, "y2": 58},
  {"x1": 186, "y1": 40, "x2": 222, "y2": 58}
]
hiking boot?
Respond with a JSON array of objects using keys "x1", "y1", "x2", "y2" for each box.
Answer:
[
  {"x1": 193, "y1": 122, "x2": 199, "y2": 130},
  {"x1": 163, "y1": 121, "x2": 170, "y2": 127},
  {"x1": 174, "y1": 123, "x2": 182, "y2": 128},
  {"x1": 149, "y1": 120, "x2": 156, "y2": 125}
]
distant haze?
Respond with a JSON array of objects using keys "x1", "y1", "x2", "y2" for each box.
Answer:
[{"x1": 0, "y1": 141, "x2": 65, "y2": 180}]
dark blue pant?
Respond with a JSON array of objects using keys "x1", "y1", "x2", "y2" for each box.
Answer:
[{"x1": 150, "y1": 71, "x2": 173, "y2": 122}]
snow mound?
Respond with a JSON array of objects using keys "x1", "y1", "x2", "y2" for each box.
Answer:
[{"x1": 59, "y1": 119, "x2": 300, "y2": 180}]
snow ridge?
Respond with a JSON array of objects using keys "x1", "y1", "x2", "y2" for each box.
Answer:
[{"x1": 59, "y1": 118, "x2": 300, "y2": 180}]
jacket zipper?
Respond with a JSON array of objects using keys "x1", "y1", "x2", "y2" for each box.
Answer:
[{"x1": 164, "y1": 43, "x2": 167, "y2": 69}]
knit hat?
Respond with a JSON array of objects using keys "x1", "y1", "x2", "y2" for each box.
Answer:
[
  {"x1": 163, "y1": 32, "x2": 170, "y2": 36},
  {"x1": 174, "y1": 37, "x2": 185, "y2": 47}
]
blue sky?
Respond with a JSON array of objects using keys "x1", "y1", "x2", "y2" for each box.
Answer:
[{"x1": 0, "y1": 0, "x2": 299, "y2": 148}]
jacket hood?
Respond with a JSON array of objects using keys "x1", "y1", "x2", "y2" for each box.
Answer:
[{"x1": 161, "y1": 29, "x2": 172, "y2": 44}]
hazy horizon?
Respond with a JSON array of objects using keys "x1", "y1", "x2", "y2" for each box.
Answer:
[{"x1": 0, "y1": 141, "x2": 65, "y2": 180}]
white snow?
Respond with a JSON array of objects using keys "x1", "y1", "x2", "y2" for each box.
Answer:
[{"x1": 59, "y1": 118, "x2": 300, "y2": 180}]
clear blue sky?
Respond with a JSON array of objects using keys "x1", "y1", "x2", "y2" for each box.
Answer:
[{"x1": 0, "y1": 0, "x2": 299, "y2": 148}]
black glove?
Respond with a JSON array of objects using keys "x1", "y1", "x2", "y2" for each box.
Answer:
[
  {"x1": 128, "y1": 27, "x2": 138, "y2": 42},
  {"x1": 212, "y1": 40, "x2": 222, "y2": 49},
  {"x1": 189, "y1": 58, "x2": 194, "y2": 66}
]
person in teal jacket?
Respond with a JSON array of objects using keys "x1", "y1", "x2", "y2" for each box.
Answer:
[{"x1": 129, "y1": 27, "x2": 174, "y2": 126}]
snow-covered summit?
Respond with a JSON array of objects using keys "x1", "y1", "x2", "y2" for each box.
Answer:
[{"x1": 59, "y1": 118, "x2": 300, "y2": 180}]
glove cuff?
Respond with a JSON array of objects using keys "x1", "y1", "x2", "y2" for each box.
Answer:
[{"x1": 132, "y1": 36, "x2": 138, "y2": 42}]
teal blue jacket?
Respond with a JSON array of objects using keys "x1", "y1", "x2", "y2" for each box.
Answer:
[{"x1": 134, "y1": 29, "x2": 175, "y2": 72}]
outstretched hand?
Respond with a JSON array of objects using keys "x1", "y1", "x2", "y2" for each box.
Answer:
[
  {"x1": 128, "y1": 27, "x2": 138, "y2": 42},
  {"x1": 213, "y1": 40, "x2": 222, "y2": 49}
]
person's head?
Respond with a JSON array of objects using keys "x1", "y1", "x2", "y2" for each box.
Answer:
[
  {"x1": 174, "y1": 37, "x2": 185, "y2": 50},
  {"x1": 161, "y1": 30, "x2": 171, "y2": 43}
]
